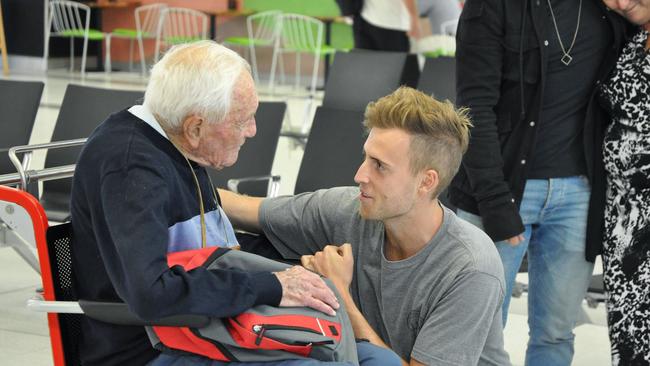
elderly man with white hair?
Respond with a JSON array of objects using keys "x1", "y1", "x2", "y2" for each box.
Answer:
[{"x1": 69, "y1": 41, "x2": 399, "y2": 366}]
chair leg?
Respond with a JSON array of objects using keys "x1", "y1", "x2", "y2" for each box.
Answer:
[
  {"x1": 278, "y1": 52, "x2": 286, "y2": 86},
  {"x1": 301, "y1": 97, "x2": 314, "y2": 135},
  {"x1": 44, "y1": 32, "x2": 50, "y2": 72},
  {"x1": 154, "y1": 38, "x2": 161, "y2": 65},
  {"x1": 138, "y1": 37, "x2": 147, "y2": 77},
  {"x1": 309, "y1": 52, "x2": 320, "y2": 99},
  {"x1": 128, "y1": 39, "x2": 134, "y2": 71},
  {"x1": 302, "y1": 51, "x2": 321, "y2": 134},
  {"x1": 0, "y1": 2, "x2": 8, "y2": 76},
  {"x1": 268, "y1": 43, "x2": 280, "y2": 94},
  {"x1": 249, "y1": 43, "x2": 259, "y2": 85},
  {"x1": 81, "y1": 35, "x2": 88, "y2": 78},
  {"x1": 294, "y1": 52, "x2": 300, "y2": 92},
  {"x1": 70, "y1": 37, "x2": 74, "y2": 72},
  {"x1": 104, "y1": 35, "x2": 112, "y2": 74}
]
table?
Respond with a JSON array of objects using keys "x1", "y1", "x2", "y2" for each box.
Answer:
[
  {"x1": 204, "y1": 8, "x2": 255, "y2": 40},
  {"x1": 86, "y1": 1, "x2": 139, "y2": 9}
]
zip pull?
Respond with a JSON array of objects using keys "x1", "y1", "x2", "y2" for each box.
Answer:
[{"x1": 253, "y1": 325, "x2": 265, "y2": 345}]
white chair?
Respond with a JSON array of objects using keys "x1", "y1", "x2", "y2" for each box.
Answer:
[
  {"x1": 107, "y1": 3, "x2": 167, "y2": 76},
  {"x1": 269, "y1": 14, "x2": 335, "y2": 133},
  {"x1": 45, "y1": 0, "x2": 107, "y2": 77},
  {"x1": 223, "y1": 10, "x2": 283, "y2": 85},
  {"x1": 154, "y1": 7, "x2": 209, "y2": 62}
]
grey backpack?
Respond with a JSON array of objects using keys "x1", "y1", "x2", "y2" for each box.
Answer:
[{"x1": 146, "y1": 247, "x2": 359, "y2": 365}]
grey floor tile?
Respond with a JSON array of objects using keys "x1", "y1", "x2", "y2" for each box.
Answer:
[{"x1": 0, "y1": 328, "x2": 51, "y2": 358}]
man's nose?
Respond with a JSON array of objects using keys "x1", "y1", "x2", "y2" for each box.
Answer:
[{"x1": 354, "y1": 161, "x2": 368, "y2": 184}]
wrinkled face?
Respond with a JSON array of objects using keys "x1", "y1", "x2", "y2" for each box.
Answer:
[
  {"x1": 197, "y1": 72, "x2": 259, "y2": 169},
  {"x1": 354, "y1": 128, "x2": 422, "y2": 221},
  {"x1": 603, "y1": 0, "x2": 650, "y2": 25}
]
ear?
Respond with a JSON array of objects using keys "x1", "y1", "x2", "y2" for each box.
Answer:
[
  {"x1": 419, "y1": 169, "x2": 439, "y2": 196},
  {"x1": 181, "y1": 115, "x2": 204, "y2": 149}
]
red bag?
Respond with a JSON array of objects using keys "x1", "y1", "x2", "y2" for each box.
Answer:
[{"x1": 146, "y1": 247, "x2": 359, "y2": 364}]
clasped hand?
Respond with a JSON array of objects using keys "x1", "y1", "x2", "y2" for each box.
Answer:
[{"x1": 300, "y1": 244, "x2": 354, "y2": 292}]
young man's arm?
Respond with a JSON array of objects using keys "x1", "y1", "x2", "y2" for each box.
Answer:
[
  {"x1": 303, "y1": 245, "x2": 425, "y2": 366},
  {"x1": 218, "y1": 188, "x2": 263, "y2": 233}
]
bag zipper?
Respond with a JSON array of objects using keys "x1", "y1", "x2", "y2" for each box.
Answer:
[{"x1": 252, "y1": 324, "x2": 334, "y2": 346}]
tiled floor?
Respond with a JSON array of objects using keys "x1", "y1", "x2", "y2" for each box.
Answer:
[{"x1": 0, "y1": 69, "x2": 612, "y2": 365}]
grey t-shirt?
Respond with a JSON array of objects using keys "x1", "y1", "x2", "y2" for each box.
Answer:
[{"x1": 260, "y1": 187, "x2": 511, "y2": 365}]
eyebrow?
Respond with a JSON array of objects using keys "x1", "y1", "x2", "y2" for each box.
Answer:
[{"x1": 364, "y1": 151, "x2": 391, "y2": 169}]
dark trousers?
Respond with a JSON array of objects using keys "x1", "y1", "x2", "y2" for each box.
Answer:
[{"x1": 352, "y1": 16, "x2": 409, "y2": 52}]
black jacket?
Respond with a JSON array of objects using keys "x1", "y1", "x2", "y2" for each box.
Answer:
[{"x1": 450, "y1": 0, "x2": 629, "y2": 261}]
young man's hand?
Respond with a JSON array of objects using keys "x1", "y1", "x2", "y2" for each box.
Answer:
[{"x1": 301, "y1": 244, "x2": 354, "y2": 291}]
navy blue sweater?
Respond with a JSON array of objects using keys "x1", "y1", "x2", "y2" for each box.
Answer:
[{"x1": 70, "y1": 110, "x2": 281, "y2": 365}]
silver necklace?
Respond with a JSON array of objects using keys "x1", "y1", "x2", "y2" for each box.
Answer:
[{"x1": 546, "y1": 0, "x2": 583, "y2": 66}]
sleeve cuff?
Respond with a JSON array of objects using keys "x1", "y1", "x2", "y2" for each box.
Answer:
[
  {"x1": 478, "y1": 197, "x2": 525, "y2": 242},
  {"x1": 250, "y1": 271, "x2": 283, "y2": 307}
]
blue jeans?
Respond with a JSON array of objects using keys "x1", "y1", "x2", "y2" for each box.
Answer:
[
  {"x1": 457, "y1": 176, "x2": 594, "y2": 366},
  {"x1": 148, "y1": 341, "x2": 401, "y2": 366}
]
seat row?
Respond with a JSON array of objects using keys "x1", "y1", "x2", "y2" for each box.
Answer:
[
  {"x1": 0, "y1": 81, "x2": 365, "y2": 220},
  {"x1": 0, "y1": 51, "x2": 455, "y2": 272},
  {"x1": 45, "y1": 1, "x2": 208, "y2": 77},
  {"x1": 44, "y1": 1, "x2": 338, "y2": 86}
]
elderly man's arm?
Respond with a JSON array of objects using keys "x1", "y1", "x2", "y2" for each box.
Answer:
[
  {"x1": 218, "y1": 188, "x2": 263, "y2": 233},
  {"x1": 93, "y1": 169, "x2": 339, "y2": 319},
  {"x1": 303, "y1": 245, "x2": 425, "y2": 366}
]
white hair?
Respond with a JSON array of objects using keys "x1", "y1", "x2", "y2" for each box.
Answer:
[{"x1": 144, "y1": 40, "x2": 252, "y2": 131}]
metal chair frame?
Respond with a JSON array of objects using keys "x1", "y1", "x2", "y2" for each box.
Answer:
[
  {"x1": 269, "y1": 14, "x2": 327, "y2": 134},
  {"x1": 45, "y1": 1, "x2": 106, "y2": 77},
  {"x1": 154, "y1": 7, "x2": 209, "y2": 62},
  {"x1": 223, "y1": 10, "x2": 283, "y2": 85},
  {"x1": 106, "y1": 3, "x2": 168, "y2": 76}
]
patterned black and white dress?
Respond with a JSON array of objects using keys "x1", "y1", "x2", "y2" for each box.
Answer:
[{"x1": 600, "y1": 29, "x2": 650, "y2": 366}]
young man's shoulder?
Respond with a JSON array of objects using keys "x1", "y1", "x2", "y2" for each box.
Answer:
[{"x1": 441, "y1": 208, "x2": 505, "y2": 281}]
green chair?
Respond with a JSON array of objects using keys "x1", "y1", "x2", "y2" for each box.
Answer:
[
  {"x1": 107, "y1": 3, "x2": 167, "y2": 76},
  {"x1": 154, "y1": 7, "x2": 209, "y2": 62},
  {"x1": 45, "y1": 0, "x2": 107, "y2": 78},
  {"x1": 269, "y1": 13, "x2": 336, "y2": 133},
  {"x1": 223, "y1": 10, "x2": 282, "y2": 85}
]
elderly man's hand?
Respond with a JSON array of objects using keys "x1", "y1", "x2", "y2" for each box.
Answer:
[
  {"x1": 301, "y1": 244, "x2": 354, "y2": 292},
  {"x1": 273, "y1": 266, "x2": 340, "y2": 316}
]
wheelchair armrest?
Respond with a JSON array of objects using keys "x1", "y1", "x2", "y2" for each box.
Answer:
[
  {"x1": 227, "y1": 175, "x2": 281, "y2": 198},
  {"x1": 27, "y1": 297, "x2": 211, "y2": 328},
  {"x1": 8, "y1": 138, "x2": 87, "y2": 190}
]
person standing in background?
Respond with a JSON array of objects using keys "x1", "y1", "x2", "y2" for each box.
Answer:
[
  {"x1": 352, "y1": 0, "x2": 420, "y2": 51},
  {"x1": 599, "y1": 0, "x2": 650, "y2": 364},
  {"x1": 418, "y1": 0, "x2": 461, "y2": 35},
  {"x1": 452, "y1": 0, "x2": 628, "y2": 364}
]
